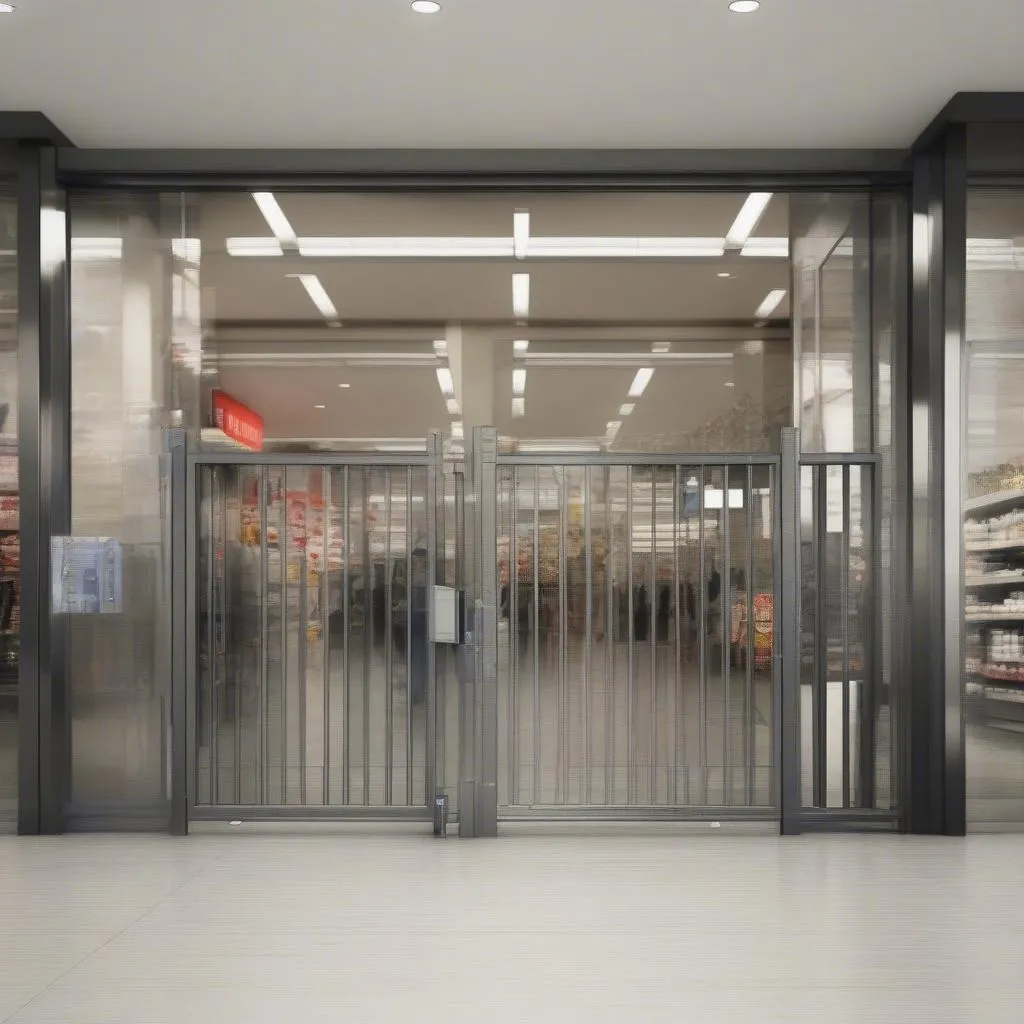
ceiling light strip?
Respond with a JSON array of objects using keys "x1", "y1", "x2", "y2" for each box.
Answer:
[
  {"x1": 726, "y1": 193, "x2": 773, "y2": 249},
  {"x1": 252, "y1": 193, "x2": 298, "y2": 247},
  {"x1": 755, "y1": 289, "x2": 788, "y2": 319}
]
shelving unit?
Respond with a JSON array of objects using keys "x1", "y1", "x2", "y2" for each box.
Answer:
[
  {"x1": 0, "y1": 436, "x2": 18, "y2": 701},
  {"x1": 964, "y1": 486, "x2": 1024, "y2": 724}
]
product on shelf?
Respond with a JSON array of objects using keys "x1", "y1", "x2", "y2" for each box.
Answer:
[
  {"x1": 966, "y1": 590, "x2": 1024, "y2": 618},
  {"x1": 965, "y1": 508, "x2": 1024, "y2": 546}
]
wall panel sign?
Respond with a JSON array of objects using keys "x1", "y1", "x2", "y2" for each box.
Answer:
[{"x1": 212, "y1": 389, "x2": 264, "y2": 451}]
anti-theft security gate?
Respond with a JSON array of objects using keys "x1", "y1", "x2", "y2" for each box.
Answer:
[{"x1": 493, "y1": 451, "x2": 781, "y2": 820}]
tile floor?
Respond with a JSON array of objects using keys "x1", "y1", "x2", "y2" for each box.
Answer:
[{"x1": 1, "y1": 828, "x2": 1023, "y2": 1022}]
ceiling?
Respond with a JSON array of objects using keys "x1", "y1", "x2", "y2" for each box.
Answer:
[{"x1": 1, "y1": 1, "x2": 1022, "y2": 149}]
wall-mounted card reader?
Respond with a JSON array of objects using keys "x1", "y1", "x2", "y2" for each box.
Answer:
[{"x1": 431, "y1": 585, "x2": 464, "y2": 644}]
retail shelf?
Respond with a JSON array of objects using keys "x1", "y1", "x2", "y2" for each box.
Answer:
[
  {"x1": 967, "y1": 613, "x2": 1024, "y2": 623},
  {"x1": 966, "y1": 539, "x2": 1024, "y2": 553},
  {"x1": 965, "y1": 488, "x2": 1024, "y2": 518},
  {"x1": 966, "y1": 572, "x2": 1024, "y2": 587},
  {"x1": 975, "y1": 666, "x2": 1024, "y2": 685}
]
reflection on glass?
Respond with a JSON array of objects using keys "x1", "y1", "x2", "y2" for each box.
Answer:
[
  {"x1": 0, "y1": 177, "x2": 16, "y2": 828},
  {"x1": 964, "y1": 189, "x2": 1024, "y2": 827}
]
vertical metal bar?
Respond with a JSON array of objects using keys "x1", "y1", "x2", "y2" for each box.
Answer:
[
  {"x1": 860, "y1": 462, "x2": 879, "y2": 809},
  {"x1": 779, "y1": 431, "x2": 801, "y2": 833},
  {"x1": 510, "y1": 466, "x2": 519, "y2": 805},
  {"x1": 384, "y1": 472, "x2": 393, "y2": 805},
  {"x1": 298, "y1": 474, "x2": 308, "y2": 807},
  {"x1": 406, "y1": 466, "x2": 413, "y2": 805},
  {"x1": 723, "y1": 465, "x2": 732, "y2": 806},
  {"x1": 746, "y1": 464, "x2": 755, "y2": 806},
  {"x1": 259, "y1": 466, "x2": 268, "y2": 805},
  {"x1": 234, "y1": 472, "x2": 243, "y2": 807},
  {"x1": 698, "y1": 464, "x2": 708, "y2": 806},
  {"x1": 626, "y1": 465, "x2": 635, "y2": 805},
  {"x1": 649, "y1": 466, "x2": 657, "y2": 804},
  {"x1": 841, "y1": 464, "x2": 851, "y2": 808},
  {"x1": 167, "y1": 431, "x2": 188, "y2": 834},
  {"x1": 558, "y1": 465, "x2": 568, "y2": 804},
  {"x1": 362, "y1": 467, "x2": 371, "y2": 807},
  {"x1": 323, "y1": 467, "x2": 331, "y2": 805},
  {"x1": 533, "y1": 465, "x2": 540, "y2": 807},
  {"x1": 584, "y1": 465, "x2": 593, "y2": 806},
  {"x1": 672, "y1": 465, "x2": 681, "y2": 805},
  {"x1": 279, "y1": 469, "x2": 287, "y2": 803},
  {"x1": 813, "y1": 465, "x2": 827, "y2": 807},
  {"x1": 425, "y1": 434, "x2": 442, "y2": 810},
  {"x1": 605, "y1": 465, "x2": 614, "y2": 803},
  {"x1": 208, "y1": 469, "x2": 218, "y2": 804},
  {"x1": 342, "y1": 466, "x2": 350, "y2": 805}
]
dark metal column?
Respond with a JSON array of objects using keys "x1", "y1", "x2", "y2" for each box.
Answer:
[
  {"x1": 167, "y1": 429, "x2": 188, "y2": 834},
  {"x1": 17, "y1": 144, "x2": 69, "y2": 835},
  {"x1": 909, "y1": 124, "x2": 967, "y2": 835}
]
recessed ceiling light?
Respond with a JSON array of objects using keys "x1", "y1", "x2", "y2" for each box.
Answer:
[
  {"x1": 338, "y1": 383, "x2": 351, "y2": 389},
  {"x1": 512, "y1": 273, "x2": 531, "y2": 319},
  {"x1": 287, "y1": 273, "x2": 339, "y2": 322},
  {"x1": 252, "y1": 193, "x2": 297, "y2": 247},
  {"x1": 512, "y1": 397, "x2": 526, "y2": 419},
  {"x1": 726, "y1": 193, "x2": 773, "y2": 248},
  {"x1": 446, "y1": 398, "x2": 461, "y2": 416},
  {"x1": 718, "y1": 272, "x2": 732, "y2": 279},
  {"x1": 755, "y1": 289, "x2": 787, "y2": 319},
  {"x1": 512, "y1": 368, "x2": 527, "y2": 397},
  {"x1": 0, "y1": 4, "x2": 16, "y2": 12},
  {"x1": 411, "y1": 0, "x2": 441, "y2": 12},
  {"x1": 513, "y1": 211, "x2": 530, "y2": 260},
  {"x1": 628, "y1": 368, "x2": 655, "y2": 399},
  {"x1": 729, "y1": 0, "x2": 760, "y2": 12},
  {"x1": 725, "y1": 382, "x2": 736, "y2": 388},
  {"x1": 314, "y1": 404, "x2": 326, "y2": 410},
  {"x1": 619, "y1": 403, "x2": 635, "y2": 417},
  {"x1": 513, "y1": 339, "x2": 530, "y2": 355}
]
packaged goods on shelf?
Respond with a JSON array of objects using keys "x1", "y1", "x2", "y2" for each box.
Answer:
[{"x1": 0, "y1": 495, "x2": 17, "y2": 531}]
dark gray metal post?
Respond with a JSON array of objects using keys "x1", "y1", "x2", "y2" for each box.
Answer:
[
  {"x1": 17, "y1": 144, "x2": 69, "y2": 835},
  {"x1": 167, "y1": 429, "x2": 188, "y2": 835},
  {"x1": 909, "y1": 124, "x2": 967, "y2": 835},
  {"x1": 780, "y1": 428, "x2": 802, "y2": 835}
]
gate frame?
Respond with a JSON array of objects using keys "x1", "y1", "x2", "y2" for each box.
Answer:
[
  {"x1": 169, "y1": 433, "x2": 444, "y2": 832},
  {"x1": 482, "y1": 434, "x2": 786, "y2": 827}
]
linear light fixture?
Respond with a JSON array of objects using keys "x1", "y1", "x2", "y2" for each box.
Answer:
[
  {"x1": 451, "y1": 420, "x2": 464, "y2": 440},
  {"x1": 755, "y1": 289, "x2": 788, "y2": 319},
  {"x1": 528, "y1": 236, "x2": 726, "y2": 258},
  {"x1": 512, "y1": 397, "x2": 526, "y2": 418},
  {"x1": 740, "y1": 237, "x2": 789, "y2": 258},
  {"x1": 299, "y1": 236, "x2": 513, "y2": 258},
  {"x1": 605, "y1": 421, "x2": 623, "y2": 442},
  {"x1": 71, "y1": 237, "x2": 123, "y2": 261},
  {"x1": 518, "y1": 441, "x2": 602, "y2": 454},
  {"x1": 726, "y1": 193, "x2": 773, "y2": 249},
  {"x1": 628, "y1": 367, "x2": 655, "y2": 398},
  {"x1": 512, "y1": 273, "x2": 531, "y2": 318},
  {"x1": 446, "y1": 398, "x2": 461, "y2": 416},
  {"x1": 227, "y1": 237, "x2": 284, "y2": 256},
  {"x1": 253, "y1": 192, "x2": 298, "y2": 248},
  {"x1": 619, "y1": 403, "x2": 635, "y2": 416},
  {"x1": 514, "y1": 211, "x2": 530, "y2": 260},
  {"x1": 512, "y1": 368, "x2": 527, "y2": 397},
  {"x1": 525, "y1": 352, "x2": 733, "y2": 368},
  {"x1": 436, "y1": 366, "x2": 455, "y2": 397},
  {"x1": 433, "y1": 338, "x2": 448, "y2": 356},
  {"x1": 513, "y1": 339, "x2": 530, "y2": 356},
  {"x1": 287, "y1": 273, "x2": 339, "y2": 322}
]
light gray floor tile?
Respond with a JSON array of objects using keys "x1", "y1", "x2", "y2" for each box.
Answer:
[{"x1": 2, "y1": 832, "x2": 1024, "y2": 1023}]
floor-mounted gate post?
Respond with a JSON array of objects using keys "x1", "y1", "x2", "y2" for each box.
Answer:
[{"x1": 780, "y1": 427, "x2": 802, "y2": 834}]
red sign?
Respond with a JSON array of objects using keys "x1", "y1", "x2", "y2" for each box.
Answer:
[{"x1": 212, "y1": 390, "x2": 264, "y2": 451}]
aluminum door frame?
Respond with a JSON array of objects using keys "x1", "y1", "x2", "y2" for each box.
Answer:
[
  {"x1": 486, "y1": 443, "x2": 785, "y2": 825},
  {"x1": 172, "y1": 436, "x2": 444, "y2": 829}
]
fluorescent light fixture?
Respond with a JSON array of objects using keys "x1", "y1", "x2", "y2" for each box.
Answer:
[
  {"x1": 71, "y1": 237, "x2": 123, "y2": 261},
  {"x1": 411, "y1": 0, "x2": 441, "y2": 11},
  {"x1": 729, "y1": 1, "x2": 760, "y2": 12},
  {"x1": 436, "y1": 367, "x2": 455, "y2": 397},
  {"x1": 726, "y1": 193, "x2": 773, "y2": 248},
  {"x1": 755, "y1": 289, "x2": 788, "y2": 319},
  {"x1": 288, "y1": 274, "x2": 339, "y2": 321},
  {"x1": 652, "y1": 341, "x2": 671, "y2": 353},
  {"x1": 525, "y1": 351, "x2": 733, "y2": 368},
  {"x1": 252, "y1": 192, "x2": 297, "y2": 247},
  {"x1": 512, "y1": 273, "x2": 530, "y2": 318},
  {"x1": 628, "y1": 367, "x2": 655, "y2": 398},
  {"x1": 718, "y1": 272, "x2": 732, "y2": 278},
  {"x1": 605, "y1": 421, "x2": 623, "y2": 441},
  {"x1": 451, "y1": 421, "x2": 464, "y2": 440},
  {"x1": 314, "y1": 404, "x2": 326, "y2": 410},
  {"x1": 512, "y1": 368, "x2": 527, "y2": 397},
  {"x1": 433, "y1": 338, "x2": 448, "y2": 356},
  {"x1": 0, "y1": 5, "x2": 15, "y2": 12},
  {"x1": 299, "y1": 237, "x2": 513, "y2": 258},
  {"x1": 513, "y1": 339, "x2": 530, "y2": 355},
  {"x1": 171, "y1": 237, "x2": 201, "y2": 264},
  {"x1": 338, "y1": 383, "x2": 352, "y2": 389},
  {"x1": 619, "y1": 403, "x2": 635, "y2": 416},
  {"x1": 514, "y1": 211, "x2": 530, "y2": 260},
  {"x1": 740, "y1": 237, "x2": 789, "y2": 258},
  {"x1": 528, "y1": 236, "x2": 725, "y2": 258},
  {"x1": 512, "y1": 397, "x2": 526, "y2": 418},
  {"x1": 518, "y1": 441, "x2": 603, "y2": 454},
  {"x1": 227, "y1": 237, "x2": 284, "y2": 256},
  {"x1": 725, "y1": 381, "x2": 736, "y2": 388},
  {"x1": 446, "y1": 398, "x2": 461, "y2": 415}
]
